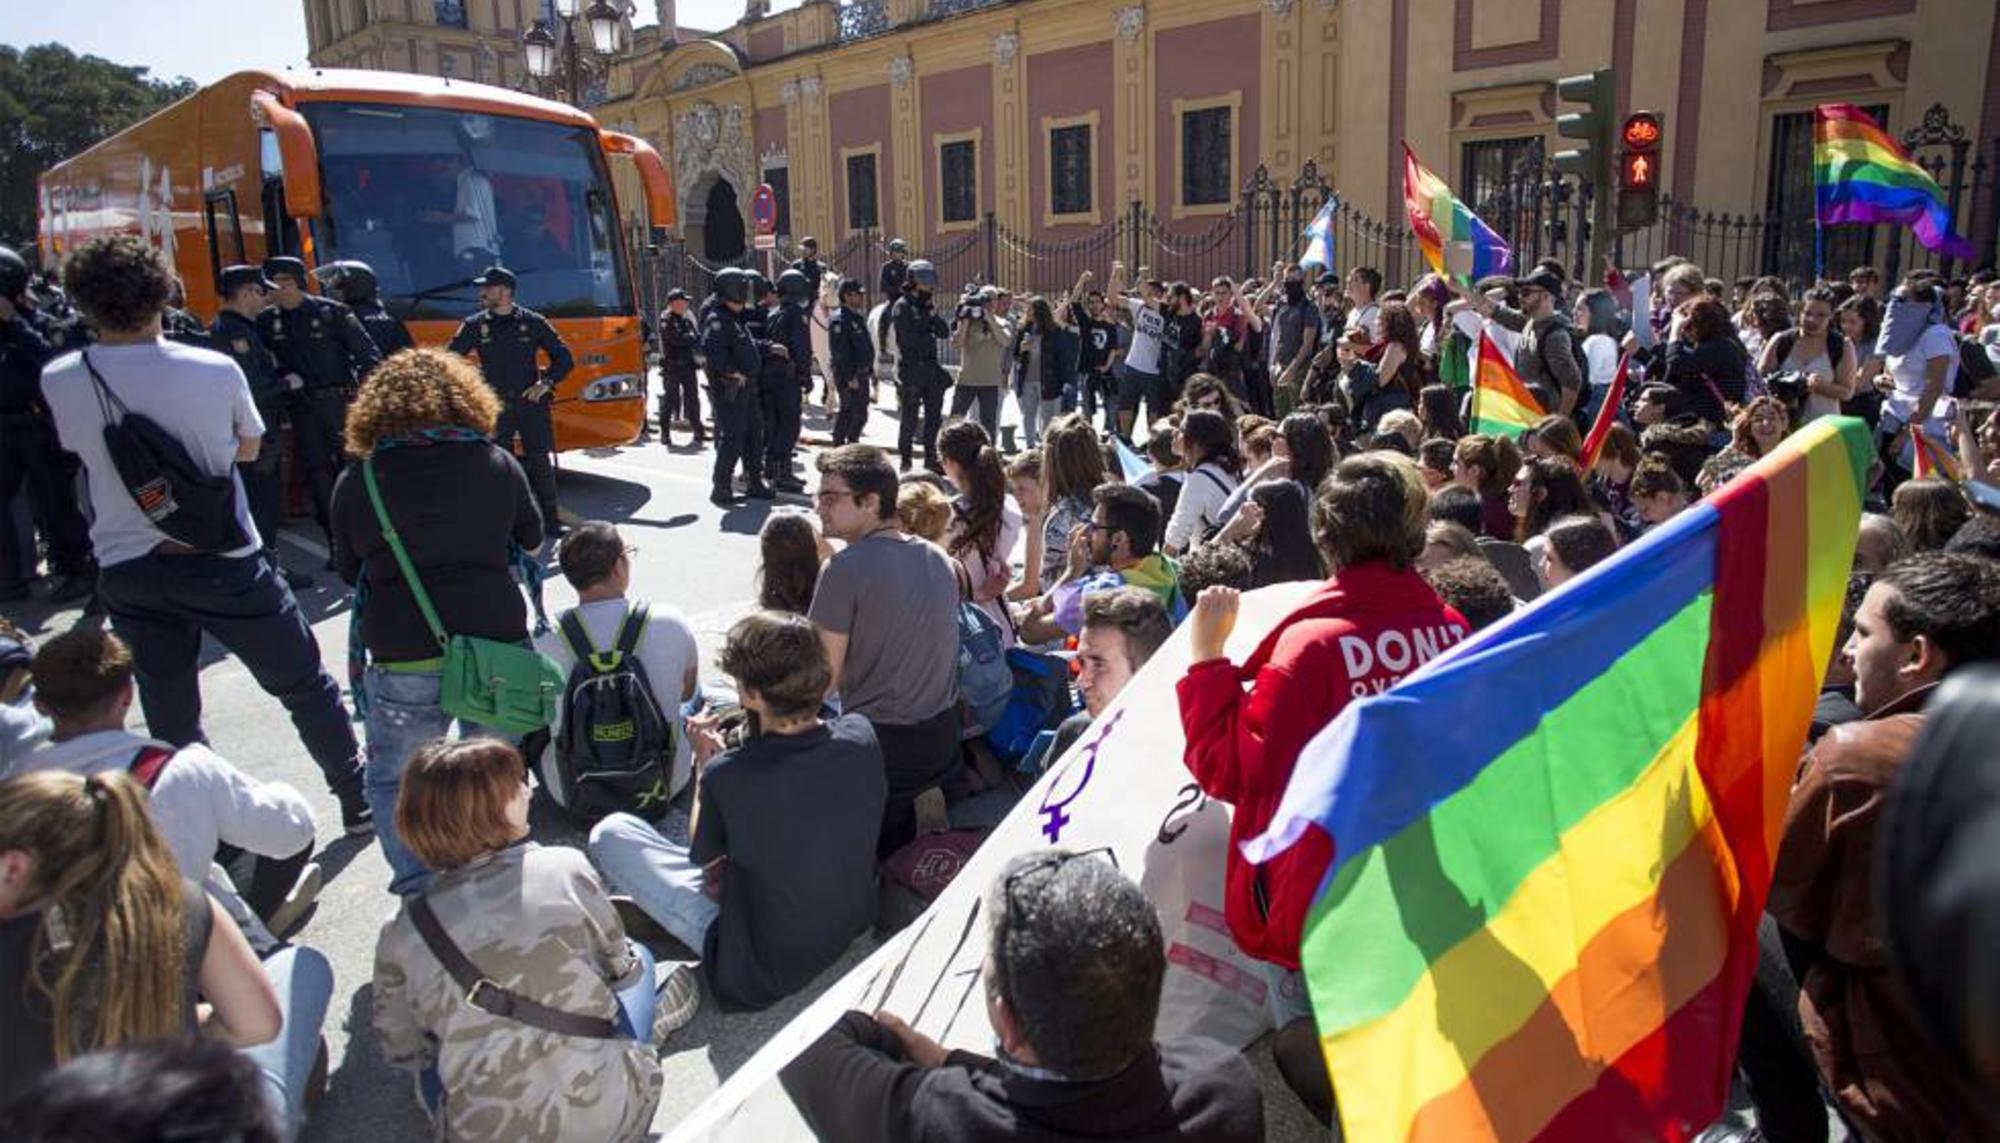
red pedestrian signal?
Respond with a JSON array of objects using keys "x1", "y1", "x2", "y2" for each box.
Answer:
[
  {"x1": 1621, "y1": 151, "x2": 1656, "y2": 190},
  {"x1": 1617, "y1": 110, "x2": 1663, "y2": 230}
]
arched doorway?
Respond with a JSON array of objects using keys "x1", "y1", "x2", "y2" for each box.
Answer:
[{"x1": 702, "y1": 179, "x2": 745, "y2": 262}]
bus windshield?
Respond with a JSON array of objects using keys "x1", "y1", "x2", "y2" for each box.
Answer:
[{"x1": 302, "y1": 102, "x2": 633, "y2": 322}]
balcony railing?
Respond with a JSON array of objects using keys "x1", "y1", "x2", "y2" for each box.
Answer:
[
  {"x1": 837, "y1": 0, "x2": 889, "y2": 41},
  {"x1": 929, "y1": 0, "x2": 1002, "y2": 16}
]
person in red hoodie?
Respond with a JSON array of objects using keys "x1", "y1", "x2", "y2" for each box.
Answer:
[{"x1": 1178, "y1": 450, "x2": 1468, "y2": 1124}]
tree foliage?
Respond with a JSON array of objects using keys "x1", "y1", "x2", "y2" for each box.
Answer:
[{"x1": 0, "y1": 43, "x2": 196, "y2": 248}]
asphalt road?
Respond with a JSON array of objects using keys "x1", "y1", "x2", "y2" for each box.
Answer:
[{"x1": 2, "y1": 392, "x2": 1329, "y2": 1142}]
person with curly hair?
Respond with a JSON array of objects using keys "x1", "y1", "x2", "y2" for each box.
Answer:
[{"x1": 328, "y1": 347, "x2": 544, "y2": 896}]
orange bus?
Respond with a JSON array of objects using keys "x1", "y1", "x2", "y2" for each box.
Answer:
[{"x1": 37, "y1": 67, "x2": 675, "y2": 450}]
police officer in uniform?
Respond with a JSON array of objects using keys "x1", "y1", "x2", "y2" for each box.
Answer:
[
  {"x1": 0, "y1": 244, "x2": 95, "y2": 603},
  {"x1": 260, "y1": 255, "x2": 381, "y2": 555},
  {"x1": 764, "y1": 269, "x2": 814, "y2": 492},
  {"x1": 875, "y1": 238, "x2": 910, "y2": 351},
  {"x1": 446, "y1": 266, "x2": 575, "y2": 537},
  {"x1": 658, "y1": 288, "x2": 702, "y2": 447},
  {"x1": 739, "y1": 273, "x2": 781, "y2": 495},
  {"x1": 319, "y1": 260, "x2": 414, "y2": 358},
  {"x1": 828, "y1": 277, "x2": 875, "y2": 446},
  {"x1": 890, "y1": 259, "x2": 951, "y2": 472},
  {"x1": 790, "y1": 237, "x2": 828, "y2": 296},
  {"x1": 211, "y1": 265, "x2": 312, "y2": 590},
  {"x1": 699, "y1": 268, "x2": 766, "y2": 506}
]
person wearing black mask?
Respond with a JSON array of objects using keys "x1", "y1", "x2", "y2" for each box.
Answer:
[{"x1": 1269, "y1": 266, "x2": 1320, "y2": 415}]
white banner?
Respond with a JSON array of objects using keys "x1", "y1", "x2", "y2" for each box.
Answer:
[{"x1": 665, "y1": 582, "x2": 1315, "y2": 1142}]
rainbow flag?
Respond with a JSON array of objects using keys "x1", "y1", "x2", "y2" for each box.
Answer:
[
  {"x1": 1580, "y1": 353, "x2": 1631, "y2": 469},
  {"x1": 1815, "y1": 104, "x2": 1975, "y2": 260},
  {"x1": 1404, "y1": 143, "x2": 1513, "y2": 284},
  {"x1": 1910, "y1": 423, "x2": 1963, "y2": 483},
  {"x1": 1242, "y1": 416, "x2": 1874, "y2": 1143},
  {"x1": 1470, "y1": 330, "x2": 1544, "y2": 438}
]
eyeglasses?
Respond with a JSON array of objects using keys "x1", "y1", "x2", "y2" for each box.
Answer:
[
  {"x1": 814, "y1": 487, "x2": 853, "y2": 503},
  {"x1": 1002, "y1": 847, "x2": 1119, "y2": 928}
]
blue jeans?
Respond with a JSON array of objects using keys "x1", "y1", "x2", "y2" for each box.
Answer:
[
  {"x1": 588, "y1": 813, "x2": 720, "y2": 955},
  {"x1": 96, "y1": 551, "x2": 362, "y2": 800},
  {"x1": 243, "y1": 944, "x2": 334, "y2": 1141},
  {"x1": 362, "y1": 666, "x2": 505, "y2": 896},
  {"x1": 1018, "y1": 386, "x2": 1061, "y2": 449}
]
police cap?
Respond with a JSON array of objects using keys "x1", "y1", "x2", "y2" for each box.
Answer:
[
  {"x1": 471, "y1": 265, "x2": 518, "y2": 290},
  {"x1": 262, "y1": 256, "x2": 309, "y2": 286},
  {"x1": 666, "y1": 287, "x2": 689, "y2": 303},
  {"x1": 219, "y1": 264, "x2": 273, "y2": 297},
  {"x1": 837, "y1": 277, "x2": 865, "y2": 299}
]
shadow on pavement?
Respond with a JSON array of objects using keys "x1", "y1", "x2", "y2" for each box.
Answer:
[{"x1": 309, "y1": 984, "x2": 430, "y2": 1142}]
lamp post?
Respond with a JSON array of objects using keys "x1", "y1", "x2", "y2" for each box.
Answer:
[{"x1": 521, "y1": 0, "x2": 624, "y2": 106}]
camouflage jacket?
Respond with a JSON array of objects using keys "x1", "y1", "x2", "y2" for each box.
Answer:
[{"x1": 373, "y1": 842, "x2": 662, "y2": 1142}]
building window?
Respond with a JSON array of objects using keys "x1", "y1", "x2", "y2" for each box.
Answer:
[
  {"x1": 1051, "y1": 122, "x2": 1093, "y2": 218},
  {"x1": 434, "y1": 0, "x2": 468, "y2": 29},
  {"x1": 938, "y1": 136, "x2": 978, "y2": 226},
  {"x1": 1766, "y1": 104, "x2": 1888, "y2": 283},
  {"x1": 763, "y1": 166, "x2": 792, "y2": 239},
  {"x1": 845, "y1": 150, "x2": 879, "y2": 231},
  {"x1": 1179, "y1": 101, "x2": 1235, "y2": 209},
  {"x1": 1459, "y1": 136, "x2": 1543, "y2": 216}
]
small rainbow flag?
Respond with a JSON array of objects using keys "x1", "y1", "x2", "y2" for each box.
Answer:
[
  {"x1": 1815, "y1": 104, "x2": 1975, "y2": 261},
  {"x1": 1580, "y1": 354, "x2": 1631, "y2": 469},
  {"x1": 1243, "y1": 416, "x2": 1874, "y2": 1143},
  {"x1": 1910, "y1": 423, "x2": 1963, "y2": 483},
  {"x1": 1470, "y1": 329, "x2": 1544, "y2": 438},
  {"x1": 1404, "y1": 143, "x2": 1513, "y2": 285}
]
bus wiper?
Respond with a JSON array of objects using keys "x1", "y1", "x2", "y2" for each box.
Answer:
[{"x1": 397, "y1": 276, "x2": 480, "y2": 302}]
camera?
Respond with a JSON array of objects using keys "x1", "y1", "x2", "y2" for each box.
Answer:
[
  {"x1": 1766, "y1": 370, "x2": 1808, "y2": 406},
  {"x1": 956, "y1": 301, "x2": 986, "y2": 324}
]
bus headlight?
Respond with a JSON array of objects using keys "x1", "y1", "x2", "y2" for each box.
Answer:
[{"x1": 581, "y1": 374, "x2": 642, "y2": 401}]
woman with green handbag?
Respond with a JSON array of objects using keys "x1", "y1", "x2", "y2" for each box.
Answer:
[{"x1": 330, "y1": 348, "x2": 557, "y2": 896}]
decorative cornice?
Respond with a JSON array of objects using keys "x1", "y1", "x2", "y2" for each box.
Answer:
[
  {"x1": 888, "y1": 54, "x2": 914, "y2": 87},
  {"x1": 993, "y1": 31, "x2": 1020, "y2": 67}
]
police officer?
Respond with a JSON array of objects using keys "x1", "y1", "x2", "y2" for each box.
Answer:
[
  {"x1": 790, "y1": 236, "x2": 828, "y2": 296},
  {"x1": 828, "y1": 277, "x2": 875, "y2": 446},
  {"x1": 763, "y1": 269, "x2": 814, "y2": 492},
  {"x1": 739, "y1": 273, "x2": 781, "y2": 494},
  {"x1": 211, "y1": 265, "x2": 312, "y2": 591},
  {"x1": 658, "y1": 288, "x2": 702, "y2": 447},
  {"x1": 447, "y1": 266, "x2": 575, "y2": 538},
  {"x1": 260, "y1": 255, "x2": 381, "y2": 554},
  {"x1": 0, "y1": 244, "x2": 94, "y2": 603},
  {"x1": 320, "y1": 260, "x2": 414, "y2": 358},
  {"x1": 162, "y1": 276, "x2": 210, "y2": 348},
  {"x1": 890, "y1": 259, "x2": 951, "y2": 472},
  {"x1": 875, "y1": 238, "x2": 910, "y2": 351},
  {"x1": 699, "y1": 268, "x2": 766, "y2": 506}
]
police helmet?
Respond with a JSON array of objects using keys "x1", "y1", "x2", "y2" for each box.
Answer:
[
  {"x1": 712, "y1": 267, "x2": 751, "y2": 305},
  {"x1": 318, "y1": 260, "x2": 380, "y2": 304},
  {"x1": 888, "y1": 238, "x2": 910, "y2": 256},
  {"x1": 0, "y1": 245, "x2": 28, "y2": 300},
  {"x1": 837, "y1": 277, "x2": 865, "y2": 301},
  {"x1": 750, "y1": 272, "x2": 775, "y2": 301},
  {"x1": 776, "y1": 269, "x2": 812, "y2": 304},
  {"x1": 907, "y1": 260, "x2": 939, "y2": 292}
]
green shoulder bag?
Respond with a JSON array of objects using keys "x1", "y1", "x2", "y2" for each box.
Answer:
[{"x1": 362, "y1": 458, "x2": 565, "y2": 736}]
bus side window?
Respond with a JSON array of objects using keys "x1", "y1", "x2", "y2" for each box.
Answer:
[
  {"x1": 259, "y1": 129, "x2": 300, "y2": 257},
  {"x1": 203, "y1": 190, "x2": 245, "y2": 292}
]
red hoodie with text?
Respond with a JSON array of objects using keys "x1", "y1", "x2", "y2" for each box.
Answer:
[{"x1": 1177, "y1": 561, "x2": 1468, "y2": 970}]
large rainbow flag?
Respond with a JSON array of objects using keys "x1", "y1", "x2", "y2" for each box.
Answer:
[
  {"x1": 1470, "y1": 329, "x2": 1544, "y2": 438},
  {"x1": 1815, "y1": 103, "x2": 1975, "y2": 260},
  {"x1": 1242, "y1": 416, "x2": 1874, "y2": 1142},
  {"x1": 1404, "y1": 143, "x2": 1513, "y2": 284}
]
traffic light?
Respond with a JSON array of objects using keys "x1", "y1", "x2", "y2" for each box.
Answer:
[
  {"x1": 1617, "y1": 111, "x2": 1663, "y2": 229},
  {"x1": 1553, "y1": 69, "x2": 1616, "y2": 266}
]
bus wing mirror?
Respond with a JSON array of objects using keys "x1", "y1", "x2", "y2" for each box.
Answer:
[
  {"x1": 249, "y1": 91, "x2": 323, "y2": 219},
  {"x1": 599, "y1": 130, "x2": 676, "y2": 231}
]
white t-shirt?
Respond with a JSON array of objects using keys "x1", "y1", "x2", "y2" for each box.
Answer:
[
  {"x1": 1345, "y1": 301, "x2": 1380, "y2": 338},
  {"x1": 1582, "y1": 333, "x2": 1621, "y2": 392},
  {"x1": 1123, "y1": 298, "x2": 1167, "y2": 374},
  {"x1": 534, "y1": 598, "x2": 701, "y2": 803},
  {"x1": 42, "y1": 339, "x2": 265, "y2": 567},
  {"x1": 1885, "y1": 323, "x2": 1959, "y2": 431},
  {"x1": 455, "y1": 168, "x2": 500, "y2": 256}
]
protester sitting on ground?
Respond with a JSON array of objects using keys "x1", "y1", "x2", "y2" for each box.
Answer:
[
  {"x1": 535, "y1": 522, "x2": 701, "y2": 810},
  {"x1": 1179, "y1": 452, "x2": 1469, "y2": 1124},
  {"x1": 1211, "y1": 479, "x2": 1324, "y2": 587},
  {"x1": 1769, "y1": 553, "x2": 2000, "y2": 1142},
  {"x1": 1591, "y1": 422, "x2": 1644, "y2": 529},
  {"x1": 0, "y1": 771, "x2": 282, "y2": 1111},
  {"x1": 1175, "y1": 541, "x2": 1253, "y2": 599},
  {"x1": 1696, "y1": 449, "x2": 1756, "y2": 496},
  {"x1": 809, "y1": 445, "x2": 962, "y2": 856},
  {"x1": 329, "y1": 346, "x2": 542, "y2": 896},
  {"x1": 1038, "y1": 416, "x2": 1109, "y2": 587},
  {"x1": 1854, "y1": 512, "x2": 1912, "y2": 574},
  {"x1": 1892, "y1": 478, "x2": 1970, "y2": 553},
  {"x1": 1525, "y1": 414, "x2": 1585, "y2": 464},
  {"x1": 1178, "y1": 372, "x2": 1246, "y2": 421},
  {"x1": 778, "y1": 849, "x2": 1264, "y2": 1143},
  {"x1": 896, "y1": 481, "x2": 954, "y2": 546},
  {"x1": 0, "y1": 1036, "x2": 281, "y2": 1143},
  {"x1": 0, "y1": 619, "x2": 49, "y2": 773},
  {"x1": 1421, "y1": 556, "x2": 1516, "y2": 632},
  {"x1": 757, "y1": 511, "x2": 827, "y2": 615},
  {"x1": 1730, "y1": 395, "x2": 1792, "y2": 461},
  {"x1": 590, "y1": 611, "x2": 885, "y2": 1012},
  {"x1": 1047, "y1": 589, "x2": 1175, "y2": 765},
  {"x1": 1811, "y1": 572, "x2": 1875, "y2": 741},
  {"x1": 1240, "y1": 418, "x2": 1281, "y2": 468},
  {"x1": 1005, "y1": 450, "x2": 1049, "y2": 600},
  {"x1": 1018, "y1": 484, "x2": 1184, "y2": 644},
  {"x1": 1663, "y1": 298, "x2": 1751, "y2": 430},
  {"x1": 1376, "y1": 408, "x2": 1423, "y2": 454},
  {"x1": 372, "y1": 739, "x2": 682, "y2": 1142},
  {"x1": 1452, "y1": 433, "x2": 1522, "y2": 541},
  {"x1": 939, "y1": 421, "x2": 1022, "y2": 646},
  {"x1": 1945, "y1": 511, "x2": 2000, "y2": 561},
  {"x1": 1130, "y1": 422, "x2": 1185, "y2": 524},
  {"x1": 1418, "y1": 520, "x2": 1484, "y2": 572},
  {"x1": 1426, "y1": 483, "x2": 1485, "y2": 535},
  {"x1": 18, "y1": 629, "x2": 320, "y2": 941},
  {"x1": 1539, "y1": 514, "x2": 1619, "y2": 590},
  {"x1": 1509, "y1": 455, "x2": 1593, "y2": 557},
  {"x1": 1629, "y1": 456, "x2": 1690, "y2": 530},
  {"x1": 1163, "y1": 410, "x2": 1244, "y2": 556},
  {"x1": 1417, "y1": 438, "x2": 1456, "y2": 489}
]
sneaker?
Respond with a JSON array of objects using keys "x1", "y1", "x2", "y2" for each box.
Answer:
[
  {"x1": 266, "y1": 861, "x2": 324, "y2": 938},
  {"x1": 47, "y1": 573, "x2": 95, "y2": 604},
  {"x1": 913, "y1": 786, "x2": 950, "y2": 835},
  {"x1": 710, "y1": 489, "x2": 741, "y2": 507},
  {"x1": 338, "y1": 790, "x2": 375, "y2": 836},
  {"x1": 652, "y1": 962, "x2": 701, "y2": 1046}
]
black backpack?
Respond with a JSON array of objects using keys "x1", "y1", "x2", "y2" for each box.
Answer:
[
  {"x1": 1954, "y1": 332, "x2": 1997, "y2": 397},
  {"x1": 83, "y1": 352, "x2": 250, "y2": 553},
  {"x1": 552, "y1": 603, "x2": 675, "y2": 824}
]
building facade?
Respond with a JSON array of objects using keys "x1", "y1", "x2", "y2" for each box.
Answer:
[{"x1": 304, "y1": 1, "x2": 687, "y2": 94}]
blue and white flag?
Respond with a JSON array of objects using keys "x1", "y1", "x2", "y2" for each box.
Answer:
[{"x1": 1300, "y1": 197, "x2": 1338, "y2": 271}]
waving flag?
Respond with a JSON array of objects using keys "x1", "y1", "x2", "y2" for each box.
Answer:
[
  {"x1": 1113, "y1": 434, "x2": 1151, "y2": 482},
  {"x1": 1243, "y1": 417, "x2": 1874, "y2": 1143},
  {"x1": 1301, "y1": 197, "x2": 1338, "y2": 272},
  {"x1": 1404, "y1": 143, "x2": 1513, "y2": 284},
  {"x1": 1580, "y1": 354, "x2": 1632, "y2": 469},
  {"x1": 1470, "y1": 330, "x2": 1544, "y2": 438},
  {"x1": 1815, "y1": 104, "x2": 1975, "y2": 261},
  {"x1": 1910, "y1": 423, "x2": 1963, "y2": 482}
]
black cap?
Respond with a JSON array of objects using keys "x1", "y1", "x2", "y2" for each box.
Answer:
[
  {"x1": 471, "y1": 266, "x2": 517, "y2": 290},
  {"x1": 219, "y1": 264, "x2": 273, "y2": 295},
  {"x1": 665, "y1": 288, "x2": 689, "y2": 303},
  {"x1": 837, "y1": 277, "x2": 865, "y2": 298},
  {"x1": 262, "y1": 256, "x2": 309, "y2": 285},
  {"x1": 1316, "y1": 271, "x2": 1340, "y2": 288},
  {"x1": 1519, "y1": 265, "x2": 1567, "y2": 295}
]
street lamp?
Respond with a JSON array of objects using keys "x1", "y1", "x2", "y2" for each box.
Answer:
[{"x1": 520, "y1": 0, "x2": 625, "y2": 106}]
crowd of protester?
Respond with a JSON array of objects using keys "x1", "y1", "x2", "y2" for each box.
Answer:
[{"x1": 3, "y1": 229, "x2": 2000, "y2": 1142}]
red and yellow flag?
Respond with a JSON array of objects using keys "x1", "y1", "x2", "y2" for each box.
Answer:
[{"x1": 1470, "y1": 330, "x2": 1545, "y2": 438}]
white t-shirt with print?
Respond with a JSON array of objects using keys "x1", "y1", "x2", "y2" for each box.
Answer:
[
  {"x1": 1123, "y1": 298, "x2": 1167, "y2": 374},
  {"x1": 535, "y1": 598, "x2": 701, "y2": 803}
]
